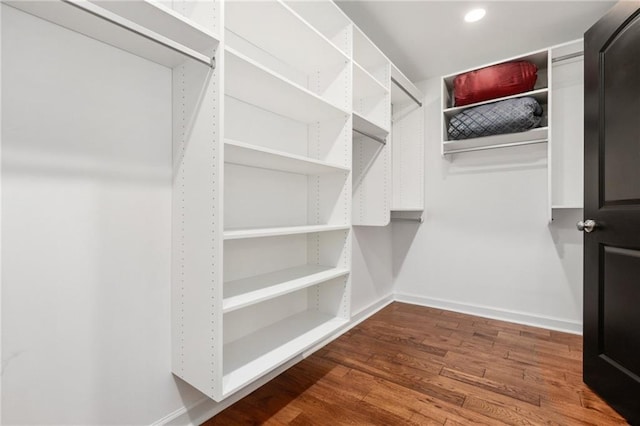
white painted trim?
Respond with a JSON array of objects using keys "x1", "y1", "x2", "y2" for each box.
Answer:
[
  {"x1": 394, "y1": 292, "x2": 582, "y2": 335},
  {"x1": 152, "y1": 294, "x2": 394, "y2": 426}
]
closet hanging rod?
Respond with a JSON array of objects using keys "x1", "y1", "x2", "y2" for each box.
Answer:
[
  {"x1": 391, "y1": 217, "x2": 424, "y2": 223},
  {"x1": 353, "y1": 128, "x2": 387, "y2": 145},
  {"x1": 444, "y1": 138, "x2": 547, "y2": 155},
  {"x1": 552, "y1": 51, "x2": 583, "y2": 63},
  {"x1": 391, "y1": 76, "x2": 423, "y2": 107},
  {"x1": 63, "y1": 0, "x2": 215, "y2": 68}
]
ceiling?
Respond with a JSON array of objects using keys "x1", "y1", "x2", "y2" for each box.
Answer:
[{"x1": 336, "y1": 1, "x2": 615, "y2": 82}]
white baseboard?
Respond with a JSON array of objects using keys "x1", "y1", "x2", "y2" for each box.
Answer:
[
  {"x1": 153, "y1": 294, "x2": 395, "y2": 426},
  {"x1": 394, "y1": 292, "x2": 582, "y2": 335}
]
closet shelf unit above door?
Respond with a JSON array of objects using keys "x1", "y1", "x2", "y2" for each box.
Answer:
[
  {"x1": 6, "y1": 0, "x2": 220, "y2": 68},
  {"x1": 441, "y1": 49, "x2": 550, "y2": 155}
]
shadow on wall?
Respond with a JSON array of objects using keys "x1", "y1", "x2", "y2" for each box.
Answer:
[{"x1": 549, "y1": 207, "x2": 585, "y2": 314}]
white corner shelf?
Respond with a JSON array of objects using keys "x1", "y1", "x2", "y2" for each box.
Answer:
[
  {"x1": 224, "y1": 139, "x2": 349, "y2": 175},
  {"x1": 222, "y1": 310, "x2": 348, "y2": 397},
  {"x1": 224, "y1": 224, "x2": 350, "y2": 241},
  {"x1": 354, "y1": 62, "x2": 388, "y2": 99},
  {"x1": 6, "y1": 0, "x2": 219, "y2": 68},
  {"x1": 443, "y1": 127, "x2": 548, "y2": 154},
  {"x1": 223, "y1": 265, "x2": 350, "y2": 313},
  {"x1": 443, "y1": 88, "x2": 549, "y2": 118},
  {"x1": 225, "y1": 47, "x2": 349, "y2": 124},
  {"x1": 225, "y1": 0, "x2": 348, "y2": 75},
  {"x1": 353, "y1": 112, "x2": 389, "y2": 141}
]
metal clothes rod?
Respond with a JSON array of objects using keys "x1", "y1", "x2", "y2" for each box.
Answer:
[
  {"x1": 391, "y1": 76, "x2": 423, "y2": 107},
  {"x1": 391, "y1": 217, "x2": 424, "y2": 223},
  {"x1": 444, "y1": 138, "x2": 547, "y2": 155},
  {"x1": 552, "y1": 51, "x2": 584, "y2": 63},
  {"x1": 353, "y1": 128, "x2": 387, "y2": 145},
  {"x1": 64, "y1": 0, "x2": 215, "y2": 68}
]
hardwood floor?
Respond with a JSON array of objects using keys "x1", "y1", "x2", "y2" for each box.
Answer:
[{"x1": 204, "y1": 302, "x2": 628, "y2": 425}]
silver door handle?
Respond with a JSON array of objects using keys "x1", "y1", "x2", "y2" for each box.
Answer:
[{"x1": 577, "y1": 219, "x2": 597, "y2": 233}]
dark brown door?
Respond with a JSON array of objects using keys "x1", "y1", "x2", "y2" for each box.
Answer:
[{"x1": 583, "y1": 2, "x2": 640, "y2": 423}]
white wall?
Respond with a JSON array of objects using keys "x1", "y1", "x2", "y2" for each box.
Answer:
[
  {"x1": 393, "y1": 78, "x2": 584, "y2": 333},
  {"x1": 351, "y1": 226, "x2": 394, "y2": 314},
  {"x1": 1, "y1": 6, "x2": 208, "y2": 425}
]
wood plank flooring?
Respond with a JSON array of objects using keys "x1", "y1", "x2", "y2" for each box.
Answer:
[{"x1": 204, "y1": 302, "x2": 628, "y2": 425}]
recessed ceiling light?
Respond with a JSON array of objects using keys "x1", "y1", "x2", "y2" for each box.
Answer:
[{"x1": 464, "y1": 8, "x2": 486, "y2": 23}]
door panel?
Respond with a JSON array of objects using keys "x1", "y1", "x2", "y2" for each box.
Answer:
[
  {"x1": 584, "y1": 2, "x2": 640, "y2": 423},
  {"x1": 602, "y1": 246, "x2": 640, "y2": 379},
  {"x1": 602, "y1": 13, "x2": 640, "y2": 205}
]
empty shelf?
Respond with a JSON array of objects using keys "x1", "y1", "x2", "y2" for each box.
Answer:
[
  {"x1": 223, "y1": 265, "x2": 350, "y2": 313},
  {"x1": 224, "y1": 140, "x2": 349, "y2": 175},
  {"x1": 7, "y1": 0, "x2": 219, "y2": 68},
  {"x1": 353, "y1": 62, "x2": 388, "y2": 99},
  {"x1": 223, "y1": 310, "x2": 348, "y2": 396},
  {"x1": 225, "y1": 48, "x2": 349, "y2": 123},
  {"x1": 224, "y1": 224, "x2": 350, "y2": 240},
  {"x1": 225, "y1": 0, "x2": 348, "y2": 75},
  {"x1": 443, "y1": 127, "x2": 548, "y2": 155}
]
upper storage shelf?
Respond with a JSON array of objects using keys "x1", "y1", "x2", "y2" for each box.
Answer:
[
  {"x1": 6, "y1": 0, "x2": 219, "y2": 68},
  {"x1": 225, "y1": 0, "x2": 348, "y2": 76},
  {"x1": 441, "y1": 49, "x2": 550, "y2": 155},
  {"x1": 225, "y1": 47, "x2": 349, "y2": 123}
]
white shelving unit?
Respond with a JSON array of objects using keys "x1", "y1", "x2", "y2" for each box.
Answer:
[
  {"x1": 220, "y1": 0, "x2": 352, "y2": 401},
  {"x1": 4, "y1": 0, "x2": 424, "y2": 406},
  {"x1": 441, "y1": 49, "x2": 550, "y2": 156},
  {"x1": 440, "y1": 40, "x2": 584, "y2": 222},
  {"x1": 391, "y1": 63, "x2": 425, "y2": 223},
  {"x1": 549, "y1": 39, "x2": 584, "y2": 219}
]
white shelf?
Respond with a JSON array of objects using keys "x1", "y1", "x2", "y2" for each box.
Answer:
[
  {"x1": 223, "y1": 265, "x2": 350, "y2": 313},
  {"x1": 225, "y1": 0, "x2": 348, "y2": 75},
  {"x1": 391, "y1": 208, "x2": 424, "y2": 212},
  {"x1": 443, "y1": 127, "x2": 548, "y2": 155},
  {"x1": 224, "y1": 224, "x2": 350, "y2": 240},
  {"x1": 353, "y1": 112, "x2": 389, "y2": 139},
  {"x1": 224, "y1": 139, "x2": 349, "y2": 175},
  {"x1": 443, "y1": 88, "x2": 549, "y2": 118},
  {"x1": 225, "y1": 48, "x2": 349, "y2": 124},
  {"x1": 353, "y1": 62, "x2": 388, "y2": 99},
  {"x1": 223, "y1": 310, "x2": 348, "y2": 396},
  {"x1": 7, "y1": 0, "x2": 219, "y2": 68}
]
